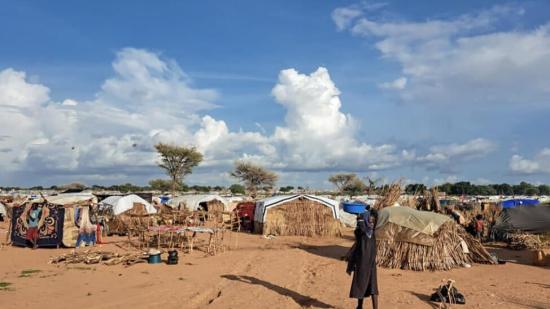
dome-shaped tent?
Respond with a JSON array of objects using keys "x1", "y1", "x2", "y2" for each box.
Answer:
[{"x1": 100, "y1": 194, "x2": 157, "y2": 216}]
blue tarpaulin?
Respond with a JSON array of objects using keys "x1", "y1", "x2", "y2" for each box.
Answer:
[{"x1": 500, "y1": 199, "x2": 540, "y2": 208}]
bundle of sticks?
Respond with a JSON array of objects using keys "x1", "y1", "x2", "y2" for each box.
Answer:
[
  {"x1": 50, "y1": 250, "x2": 147, "y2": 266},
  {"x1": 374, "y1": 182, "x2": 402, "y2": 209},
  {"x1": 508, "y1": 233, "x2": 544, "y2": 250}
]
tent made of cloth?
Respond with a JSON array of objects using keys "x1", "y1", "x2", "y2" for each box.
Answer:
[
  {"x1": 45, "y1": 193, "x2": 97, "y2": 206},
  {"x1": 254, "y1": 194, "x2": 340, "y2": 223},
  {"x1": 494, "y1": 205, "x2": 550, "y2": 234},
  {"x1": 167, "y1": 194, "x2": 229, "y2": 211},
  {"x1": 376, "y1": 206, "x2": 451, "y2": 236},
  {"x1": 100, "y1": 194, "x2": 157, "y2": 215}
]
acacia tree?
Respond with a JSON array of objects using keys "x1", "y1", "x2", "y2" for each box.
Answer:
[
  {"x1": 329, "y1": 173, "x2": 366, "y2": 198},
  {"x1": 231, "y1": 161, "x2": 278, "y2": 197},
  {"x1": 329, "y1": 173, "x2": 356, "y2": 194},
  {"x1": 154, "y1": 143, "x2": 203, "y2": 195},
  {"x1": 148, "y1": 179, "x2": 173, "y2": 193}
]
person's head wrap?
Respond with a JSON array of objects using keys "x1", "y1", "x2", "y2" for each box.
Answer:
[{"x1": 357, "y1": 207, "x2": 376, "y2": 238}]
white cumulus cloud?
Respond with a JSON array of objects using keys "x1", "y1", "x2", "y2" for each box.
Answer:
[
  {"x1": 0, "y1": 49, "x2": 411, "y2": 184},
  {"x1": 0, "y1": 48, "x2": 498, "y2": 185},
  {"x1": 416, "y1": 138, "x2": 497, "y2": 172},
  {"x1": 510, "y1": 148, "x2": 550, "y2": 174},
  {"x1": 333, "y1": 4, "x2": 550, "y2": 106}
]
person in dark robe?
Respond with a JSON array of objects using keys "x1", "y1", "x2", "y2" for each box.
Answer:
[{"x1": 347, "y1": 209, "x2": 379, "y2": 309}]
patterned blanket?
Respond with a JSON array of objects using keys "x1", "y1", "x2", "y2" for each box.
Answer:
[{"x1": 11, "y1": 204, "x2": 65, "y2": 248}]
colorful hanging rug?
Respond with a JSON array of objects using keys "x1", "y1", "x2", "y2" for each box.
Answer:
[{"x1": 11, "y1": 204, "x2": 65, "y2": 248}]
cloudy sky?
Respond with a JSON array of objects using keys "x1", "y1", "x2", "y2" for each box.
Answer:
[{"x1": 1, "y1": 0, "x2": 550, "y2": 188}]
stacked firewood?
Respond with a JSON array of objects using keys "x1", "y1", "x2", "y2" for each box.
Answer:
[
  {"x1": 508, "y1": 233, "x2": 544, "y2": 250},
  {"x1": 50, "y1": 250, "x2": 147, "y2": 266}
]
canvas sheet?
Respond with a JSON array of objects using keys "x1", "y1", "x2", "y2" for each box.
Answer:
[
  {"x1": 100, "y1": 194, "x2": 157, "y2": 215},
  {"x1": 46, "y1": 193, "x2": 96, "y2": 206},
  {"x1": 11, "y1": 204, "x2": 65, "y2": 248},
  {"x1": 494, "y1": 206, "x2": 550, "y2": 233},
  {"x1": 375, "y1": 222, "x2": 436, "y2": 246},
  {"x1": 62, "y1": 207, "x2": 79, "y2": 247},
  {"x1": 376, "y1": 206, "x2": 450, "y2": 236}
]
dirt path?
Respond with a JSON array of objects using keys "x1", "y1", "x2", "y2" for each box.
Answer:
[{"x1": 1, "y1": 222, "x2": 549, "y2": 309}]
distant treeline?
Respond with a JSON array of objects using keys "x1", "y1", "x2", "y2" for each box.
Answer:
[
  {"x1": 0, "y1": 183, "x2": 226, "y2": 193},
  {"x1": 2, "y1": 181, "x2": 549, "y2": 196},
  {"x1": 405, "y1": 181, "x2": 550, "y2": 196},
  {"x1": 0, "y1": 182, "x2": 306, "y2": 195}
]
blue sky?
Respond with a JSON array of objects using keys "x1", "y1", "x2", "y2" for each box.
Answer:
[{"x1": 1, "y1": 0, "x2": 550, "y2": 187}]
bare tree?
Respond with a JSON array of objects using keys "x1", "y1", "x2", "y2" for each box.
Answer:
[
  {"x1": 231, "y1": 161, "x2": 278, "y2": 197},
  {"x1": 154, "y1": 143, "x2": 203, "y2": 195}
]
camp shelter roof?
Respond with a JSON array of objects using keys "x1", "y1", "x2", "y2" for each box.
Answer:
[
  {"x1": 167, "y1": 194, "x2": 229, "y2": 211},
  {"x1": 500, "y1": 198, "x2": 540, "y2": 208},
  {"x1": 0, "y1": 202, "x2": 6, "y2": 216},
  {"x1": 494, "y1": 205, "x2": 550, "y2": 234},
  {"x1": 45, "y1": 193, "x2": 97, "y2": 206},
  {"x1": 100, "y1": 194, "x2": 157, "y2": 215},
  {"x1": 376, "y1": 206, "x2": 451, "y2": 236},
  {"x1": 254, "y1": 194, "x2": 340, "y2": 223}
]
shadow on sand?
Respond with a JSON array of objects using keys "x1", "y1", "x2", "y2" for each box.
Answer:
[
  {"x1": 221, "y1": 274, "x2": 334, "y2": 308},
  {"x1": 407, "y1": 291, "x2": 439, "y2": 309},
  {"x1": 291, "y1": 243, "x2": 351, "y2": 261}
]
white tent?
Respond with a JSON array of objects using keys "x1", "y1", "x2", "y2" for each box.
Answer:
[
  {"x1": 100, "y1": 194, "x2": 157, "y2": 215},
  {"x1": 254, "y1": 194, "x2": 340, "y2": 224},
  {"x1": 167, "y1": 194, "x2": 229, "y2": 211},
  {"x1": 45, "y1": 192, "x2": 97, "y2": 206}
]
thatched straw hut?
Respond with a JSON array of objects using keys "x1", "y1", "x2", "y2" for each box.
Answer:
[
  {"x1": 254, "y1": 195, "x2": 342, "y2": 237},
  {"x1": 376, "y1": 206, "x2": 495, "y2": 271}
]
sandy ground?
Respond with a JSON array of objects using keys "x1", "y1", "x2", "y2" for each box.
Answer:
[{"x1": 1, "y1": 221, "x2": 549, "y2": 309}]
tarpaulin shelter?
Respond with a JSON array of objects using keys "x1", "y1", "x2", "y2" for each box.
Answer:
[
  {"x1": 99, "y1": 194, "x2": 157, "y2": 216},
  {"x1": 375, "y1": 206, "x2": 495, "y2": 271},
  {"x1": 254, "y1": 195, "x2": 341, "y2": 236},
  {"x1": 500, "y1": 199, "x2": 540, "y2": 208},
  {"x1": 493, "y1": 205, "x2": 550, "y2": 234},
  {"x1": 167, "y1": 194, "x2": 229, "y2": 212}
]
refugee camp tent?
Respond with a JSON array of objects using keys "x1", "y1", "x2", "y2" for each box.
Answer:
[
  {"x1": 100, "y1": 194, "x2": 157, "y2": 216},
  {"x1": 493, "y1": 205, "x2": 550, "y2": 234},
  {"x1": 167, "y1": 194, "x2": 229, "y2": 212},
  {"x1": 254, "y1": 194, "x2": 341, "y2": 236},
  {"x1": 500, "y1": 198, "x2": 540, "y2": 208},
  {"x1": 10, "y1": 193, "x2": 96, "y2": 248},
  {"x1": 375, "y1": 206, "x2": 495, "y2": 271}
]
